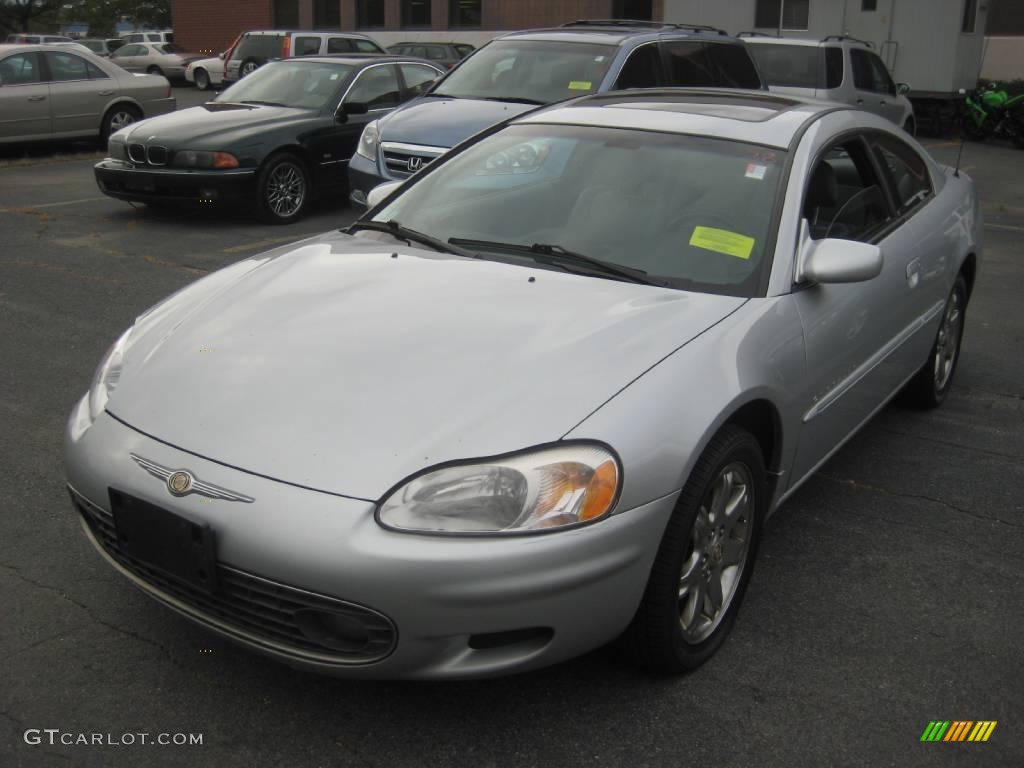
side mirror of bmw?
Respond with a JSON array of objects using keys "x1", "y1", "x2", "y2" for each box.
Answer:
[
  {"x1": 365, "y1": 180, "x2": 403, "y2": 209},
  {"x1": 802, "y1": 237, "x2": 884, "y2": 284},
  {"x1": 337, "y1": 101, "x2": 368, "y2": 124},
  {"x1": 897, "y1": 82, "x2": 911, "y2": 95}
]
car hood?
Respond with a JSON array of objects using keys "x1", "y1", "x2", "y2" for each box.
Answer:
[
  {"x1": 108, "y1": 231, "x2": 745, "y2": 500},
  {"x1": 379, "y1": 96, "x2": 538, "y2": 148},
  {"x1": 116, "y1": 103, "x2": 314, "y2": 147}
]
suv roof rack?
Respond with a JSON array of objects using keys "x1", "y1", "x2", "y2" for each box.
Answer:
[
  {"x1": 821, "y1": 34, "x2": 873, "y2": 48},
  {"x1": 559, "y1": 19, "x2": 728, "y2": 35},
  {"x1": 737, "y1": 31, "x2": 778, "y2": 38}
]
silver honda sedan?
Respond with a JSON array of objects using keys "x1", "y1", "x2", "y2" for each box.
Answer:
[{"x1": 64, "y1": 90, "x2": 981, "y2": 679}]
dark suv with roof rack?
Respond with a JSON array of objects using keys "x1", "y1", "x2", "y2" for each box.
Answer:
[{"x1": 347, "y1": 19, "x2": 765, "y2": 205}]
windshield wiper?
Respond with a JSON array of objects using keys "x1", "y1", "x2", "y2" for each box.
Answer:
[
  {"x1": 239, "y1": 99, "x2": 288, "y2": 107},
  {"x1": 347, "y1": 220, "x2": 479, "y2": 259},
  {"x1": 477, "y1": 96, "x2": 546, "y2": 105},
  {"x1": 448, "y1": 238, "x2": 651, "y2": 284}
]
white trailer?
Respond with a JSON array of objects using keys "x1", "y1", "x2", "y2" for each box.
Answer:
[{"x1": 663, "y1": 0, "x2": 989, "y2": 128}]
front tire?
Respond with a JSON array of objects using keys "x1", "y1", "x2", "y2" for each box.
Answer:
[
  {"x1": 619, "y1": 425, "x2": 765, "y2": 673},
  {"x1": 240, "y1": 59, "x2": 260, "y2": 78},
  {"x1": 902, "y1": 275, "x2": 967, "y2": 409},
  {"x1": 194, "y1": 68, "x2": 210, "y2": 90},
  {"x1": 257, "y1": 153, "x2": 309, "y2": 224}
]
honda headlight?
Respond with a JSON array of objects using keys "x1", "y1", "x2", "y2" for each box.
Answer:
[
  {"x1": 378, "y1": 443, "x2": 621, "y2": 534},
  {"x1": 355, "y1": 120, "x2": 379, "y2": 161},
  {"x1": 88, "y1": 328, "x2": 132, "y2": 421}
]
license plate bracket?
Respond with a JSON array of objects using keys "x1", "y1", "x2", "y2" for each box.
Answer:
[{"x1": 110, "y1": 489, "x2": 218, "y2": 594}]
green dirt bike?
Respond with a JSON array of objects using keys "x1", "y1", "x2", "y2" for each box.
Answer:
[{"x1": 960, "y1": 83, "x2": 1024, "y2": 148}]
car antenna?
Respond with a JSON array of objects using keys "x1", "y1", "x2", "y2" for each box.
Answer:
[{"x1": 953, "y1": 138, "x2": 965, "y2": 178}]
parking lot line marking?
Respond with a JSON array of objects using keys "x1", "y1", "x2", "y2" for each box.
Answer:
[
  {"x1": 985, "y1": 222, "x2": 1024, "y2": 232},
  {"x1": 221, "y1": 236, "x2": 306, "y2": 254},
  {"x1": 0, "y1": 196, "x2": 106, "y2": 213}
]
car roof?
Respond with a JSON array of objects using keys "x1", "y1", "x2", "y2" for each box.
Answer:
[
  {"x1": 517, "y1": 89, "x2": 846, "y2": 150},
  {"x1": 0, "y1": 43, "x2": 102, "y2": 54},
  {"x1": 497, "y1": 20, "x2": 739, "y2": 46},
  {"x1": 242, "y1": 30, "x2": 377, "y2": 39},
  {"x1": 281, "y1": 54, "x2": 440, "y2": 66},
  {"x1": 741, "y1": 35, "x2": 873, "y2": 49}
]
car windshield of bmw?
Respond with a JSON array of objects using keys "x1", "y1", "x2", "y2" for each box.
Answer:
[
  {"x1": 215, "y1": 60, "x2": 355, "y2": 110},
  {"x1": 430, "y1": 41, "x2": 617, "y2": 104},
  {"x1": 367, "y1": 124, "x2": 786, "y2": 296}
]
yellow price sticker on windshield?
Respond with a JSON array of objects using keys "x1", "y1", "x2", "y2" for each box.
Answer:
[
  {"x1": 689, "y1": 226, "x2": 755, "y2": 260},
  {"x1": 568, "y1": 80, "x2": 592, "y2": 90}
]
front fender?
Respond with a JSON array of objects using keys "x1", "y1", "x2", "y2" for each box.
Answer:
[{"x1": 564, "y1": 297, "x2": 806, "y2": 516}]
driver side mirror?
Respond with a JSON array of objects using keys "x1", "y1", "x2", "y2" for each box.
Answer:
[
  {"x1": 336, "y1": 101, "x2": 368, "y2": 123},
  {"x1": 800, "y1": 236, "x2": 883, "y2": 284},
  {"x1": 365, "y1": 180, "x2": 403, "y2": 209},
  {"x1": 896, "y1": 82, "x2": 910, "y2": 95}
]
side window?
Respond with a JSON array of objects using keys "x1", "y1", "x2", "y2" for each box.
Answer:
[
  {"x1": 327, "y1": 37, "x2": 354, "y2": 53},
  {"x1": 0, "y1": 52, "x2": 42, "y2": 85},
  {"x1": 824, "y1": 47, "x2": 843, "y2": 89},
  {"x1": 294, "y1": 36, "x2": 322, "y2": 56},
  {"x1": 353, "y1": 39, "x2": 382, "y2": 53},
  {"x1": 614, "y1": 44, "x2": 663, "y2": 90},
  {"x1": 425, "y1": 46, "x2": 447, "y2": 61},
  {"x1": 45, "y1": 51, "x2": 90, "y2": 82},
  {"x1": 87, "y1": 61, "x2": 110, "y2": 79},
  {"x1": 660, "y1": 40, "x2": 716, "y2": 87},
  {"x1": 804, "y1": 139, "x2": 892, "y2": 241},
  {"x1": 868, "y1": 133, "x2": 932, "y2": 213},
  {"x1": 346, "y1": 65, "x2": 401, "y2": 109},
  {"x1": 705, "y1": 43, "x2": 762, "y2": 88},
  {"x1": 410, "y1": 45, "x2": 428, "y2": 59},
  {"x1": 867, "y1": 52, "x2": 895, "y2": 95},
  {"x1": 400, "y1": 63, "x2": 439, "y2": 97}
]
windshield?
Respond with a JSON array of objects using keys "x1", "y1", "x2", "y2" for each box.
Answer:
[
  {"x1": 216, "y1": 61, "x2": 354, "y2": 110},
  {"x1": 748, "y1": 44, "x2": 822, "y2": 89},
  {"x1": 372, "y1": 124, "x2": 785, "y2": 296},
  {"x1": 432, "y1": 40, "x2": 616, "y2": 103}
]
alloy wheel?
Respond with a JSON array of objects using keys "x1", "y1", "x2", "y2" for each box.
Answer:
[
  {"x1": 265, "y1": 162, "x2": 306, "y2": 219},
  {"x1": 678, "y1": 462, "x2": 753, "y2": 644},
  {"x1": 934, "y1": 288, "x2": 963, "y2": 391},
  {"x1": 108, "y1": 110, "x2": 136, "y2": 133}
]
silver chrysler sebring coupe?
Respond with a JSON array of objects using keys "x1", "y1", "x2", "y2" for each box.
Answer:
[{"x1": 65, "y1": 90, "x2": 981, "y2": 679}]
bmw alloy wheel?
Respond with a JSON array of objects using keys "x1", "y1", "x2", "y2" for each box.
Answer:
[{"x1": 265, "y1": 161, "x2": 306, "y2": 219}]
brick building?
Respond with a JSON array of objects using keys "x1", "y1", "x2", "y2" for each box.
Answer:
[{"x1": 172, "y1": 1, "x2": 666, "y2": 55}]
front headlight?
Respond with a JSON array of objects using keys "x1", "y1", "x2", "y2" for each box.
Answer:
[
  {"x1": 378, "y1": 443, "x2": 621, "y2": 534},
  {"x1": 88, "y1": 328, "x2": 132, "y2": 421},
  {"x1": 355, "y1": 120, "x2": 379, "y2": 161},
  {"x1": 171, "y1": 150, "x2": 239, "y2": 169}
]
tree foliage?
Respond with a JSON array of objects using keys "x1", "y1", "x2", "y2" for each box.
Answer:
[
  {"x1": 0, "y1": 1, "x2": 63, "y2": 35},
  {"x1": 0, "y1": 0, "x2": 171, "y2": 37}
]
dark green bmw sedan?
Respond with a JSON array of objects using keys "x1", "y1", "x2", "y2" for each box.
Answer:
[{"x1": 94, "y1": 55, "x2": 444, "y2": 223}]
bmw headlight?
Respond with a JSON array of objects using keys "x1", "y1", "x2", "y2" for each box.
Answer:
[
  {"x1": 88, "y1": 328, "x2": 132, "y2": 421},
  {"x1": 378, "y1": 443, "x2": 621, "y2": 534},
  {"x1": 171, "y1": 150, "x2": 239, "y2": 169},
  {"x1": 355, "y1": 120, "x2": 379, "y2": 161}
]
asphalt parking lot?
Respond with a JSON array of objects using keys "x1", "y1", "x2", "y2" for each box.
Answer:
[{"x1": 1, "y1": 87, "x2": 1022, "y2": 767}]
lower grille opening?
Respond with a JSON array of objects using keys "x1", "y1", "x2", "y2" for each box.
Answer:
[
  {"x1": 468, "y1": 627, "x2": 553, "y2": 651},
  {"x1": 70, "y1": 488, "x2": 396, "y2": 664}
]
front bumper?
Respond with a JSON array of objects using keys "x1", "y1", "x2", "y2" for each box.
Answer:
[
  {"x1": 64, "y1": 400, "x2": 676, "y2": 679},
  {"x1": 94, "y1": 158, "x2": 256, "y2": 206}
]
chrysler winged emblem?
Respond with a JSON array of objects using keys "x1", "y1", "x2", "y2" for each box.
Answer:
[{"x1": 130, "y1": 454, "x2": 254, "y2": 502}]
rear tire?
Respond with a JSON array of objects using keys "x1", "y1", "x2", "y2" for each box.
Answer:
[
  {"x1": 100, "y1": 104, "x2": 141, "y2": 143},
  {"x1": 146, "y1": 65, "x2": 163, "y2": 77},
  {"x1": 618, "y1": 425, "x2": 765, "y2": 673},
  {"x1": 194, "y1": 68, "x2": 210, "y2": 90},
  {"x1": 901, "y1": 275, "x2": 967, "y2": 409}
]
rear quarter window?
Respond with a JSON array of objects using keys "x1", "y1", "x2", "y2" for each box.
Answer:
[
  {"x1": 706, "y1": 43, "x2": 762, "y2": 89},
  {"x1": 749, "y1": 44, "x2": 820, "y2": 88},
  {"x1": 234, "y1": 34, "x2": 284, "y2": 62},
  {"x1": 825, "y1": 47, "x2": 843, "y2": 89}
]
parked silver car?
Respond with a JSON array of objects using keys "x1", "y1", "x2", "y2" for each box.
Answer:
[
  {"x1": 0, "y1": 44, "x2": 175, "y2": 143},
  {"x1": 744, "y1": 35, "x2": 916, "y2": 132},
  {"x1": 65, "y1": 90, "x2": 980, "y2": 679},
  {"x1": 109, "y1": 41, "x2": 202, "y2": 80}
]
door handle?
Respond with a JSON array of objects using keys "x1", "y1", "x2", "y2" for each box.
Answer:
[
  {"x1": 906, "y1": 258, "x2": 921, "y2": 289},
  {"x1": 880, "y1": 100, "x2": 888, "y2": 105},
  {"x1": 856, "y1": 98, "x2": 864, "y2": 105},
  {"x1": 97, "y1": 90, "x2": 114, "y2": 96},
  {"x1": 28, "y1": 95, "x2": 46, "y2": 102}
]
